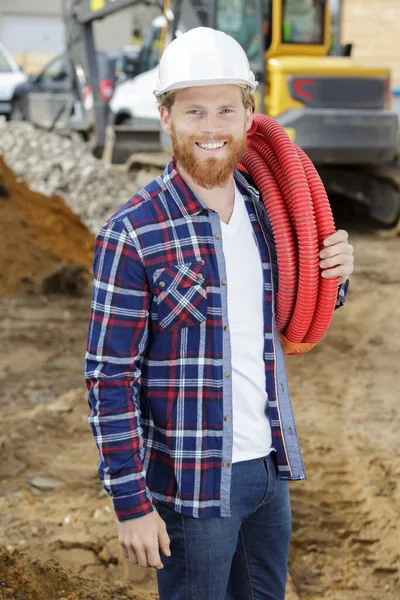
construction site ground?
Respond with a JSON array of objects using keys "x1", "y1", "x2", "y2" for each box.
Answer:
[{"x1": 0, "y1": 152, "x2": 399, "y2": 600}]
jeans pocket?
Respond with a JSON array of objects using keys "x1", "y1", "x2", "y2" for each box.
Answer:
[{"x1": 259, "y1": 453, "x2": 279, "y2": 506}]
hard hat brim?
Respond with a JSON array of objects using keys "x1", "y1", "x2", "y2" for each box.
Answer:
[{"x1": 154, "y1": 77, "x2": 258, "y2": 98}]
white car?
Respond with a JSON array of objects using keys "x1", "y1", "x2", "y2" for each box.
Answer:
[
  {"x1": 0, "y1": 42, "x2": 27, "y2": 119},
  {"x1": 109, "y1": 65, "x2": 159, "y2": 126}
]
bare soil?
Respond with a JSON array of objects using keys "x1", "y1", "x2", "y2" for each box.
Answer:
[
  {"x1": 0, "y1": 172, "x2": 399, "y2": 598},
  {"x1": 0, "y1": 157, "x2": 94, "y2": 294}
]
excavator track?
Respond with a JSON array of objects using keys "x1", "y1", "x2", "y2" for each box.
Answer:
[{"x1": 318, "y1": 164, "x2": 400, "y2": 228}]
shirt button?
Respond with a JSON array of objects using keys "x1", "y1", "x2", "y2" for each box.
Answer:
[
  {"x1": 221, "y1": 279, "x2": 227, "y2": 286},
  {"x1": 223, "y1": 461, "x2": 230, "y2": 468},
  {"x1": 197, "y1": 273, "x2": 204, "y2": 280},
  {"x1": 224, "y1": 325, "x2": 229, "y2": 332},
  {"x1": 224, "y1": 415, "x2": 231, "y2": 422},
  {"x1": 159, "y1": 281, "x2": 165, "y2": 288},
  {"x1": 224, "y1": 371, "x2": 231, "y2": 378},
  {"x1": 214, "y1": 233, "x2": 221, "y2": 239}
]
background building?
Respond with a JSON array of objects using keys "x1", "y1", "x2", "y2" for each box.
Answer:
[
  {"x1": 0, "y1": 0, "x2": 160, "y2": 73},
  {"x1": 342, "y1": 0, "x2": 400, "y2": 88}
]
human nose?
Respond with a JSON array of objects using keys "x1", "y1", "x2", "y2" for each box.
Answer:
[{"x1": 202, "y1": 113, "x2": 223, "y2": 136}]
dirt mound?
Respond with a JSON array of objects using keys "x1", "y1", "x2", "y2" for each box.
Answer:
[
  {"x1": 0, "y1": 156, "x2": 94, "y2": 294},
  {"x1": 0, "y1": 121, "x2": 163, "y2": 235},
  {"x1": 0, "y1": 544, "x2": 158, "y2": 600}
]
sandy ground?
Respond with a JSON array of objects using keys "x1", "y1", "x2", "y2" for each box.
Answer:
[{"x1": 0, "y1": 215, "x2": 399, "y2": 597}]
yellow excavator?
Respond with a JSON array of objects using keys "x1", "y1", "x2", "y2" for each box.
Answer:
[
  {"x1": 161, "y1": 0, "x2": 400, "y2": 226},
  {"x1": 66, "y1": 0, "x2": 400, "y2": 226}
]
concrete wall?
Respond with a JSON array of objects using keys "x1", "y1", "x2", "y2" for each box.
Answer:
[
  {"x1": 0, "y1": 0, "x2": 63, "y2": 16},
  {"x1": 342, "y1": 0, "x2": 400, "y2": 88},
  {"x1": 93, "y1": 8, "x2": 134, "y2": 50},
  {"x1": 93, "y1": 5, "x2": 160, "y2": 50}
]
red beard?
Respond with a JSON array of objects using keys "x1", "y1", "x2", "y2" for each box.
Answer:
[{"x1": 171, "y1": 125, "x2": 248, "y2": 189}]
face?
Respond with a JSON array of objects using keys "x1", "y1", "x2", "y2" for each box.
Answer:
[{"x1": 159, "y1": 85, "x2": 253, "y2": 189}]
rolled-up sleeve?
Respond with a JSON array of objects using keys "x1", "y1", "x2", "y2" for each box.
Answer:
[
  {"x1": 335, "y1": 278, "x2": 350, "y2": 309},
  {"x1": 84, "y1": 218, "x2": 153, "y2": 521}
]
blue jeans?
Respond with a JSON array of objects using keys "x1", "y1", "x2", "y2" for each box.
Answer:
[{"x1": 154, "y1": 451, "x2": 292, "y2": 600}]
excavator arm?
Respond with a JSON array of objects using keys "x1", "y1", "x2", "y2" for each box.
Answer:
[{"x1": 64, "y1": 0, "x2": 162, "y2": 149}]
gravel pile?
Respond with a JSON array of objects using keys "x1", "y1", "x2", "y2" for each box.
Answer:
[{"x1": 0, "y1": 121, "x2": 163, "y2": 235}]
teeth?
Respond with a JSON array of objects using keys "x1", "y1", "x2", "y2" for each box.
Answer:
[{"x1": 198, "y1": 142, "x2": 225, "y2": 150}]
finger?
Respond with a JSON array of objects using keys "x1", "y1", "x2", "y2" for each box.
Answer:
[
  {"x1": 320, "y1": 253, "x2": 354, "y2": 269},
  {"x1": 146, "y1": 544, "x2": 164, "y2": 570},
  {"x1": 126, "y1": 545, "x2": 138, "y2": 565},
  {"x1": 320, "y1": 242, "x2": 353, "y2": 259},
  {"x1": 119, "y1": 543, "x2": 129, "y2": 559},
  {"x1": 321, "y1": 265, "x2": 354, "y2": 279},
  {"x1": 134, "y1": 544, "x2": 148, "y2": 568},
  {"x1": 323, "y1": 229, "x2": 348, "y2": 246},
  {"x1": 158, "y1": 525, "x2": 172, "y2": 558}
]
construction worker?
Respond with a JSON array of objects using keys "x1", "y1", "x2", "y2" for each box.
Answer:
[
  {"x1": 84, "y1": 27, "x2": 354, "y2": 600},
  {"x1": 131, "y1": 27, "x2": 143, "y2": 49}
]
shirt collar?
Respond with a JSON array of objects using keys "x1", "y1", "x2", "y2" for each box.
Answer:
[
  {"x1": 162, "y1": 159, "x2": 208, "y2": 216},
  {"x1": 162, "y1": 159, "x2": 261, "y2": 218}
]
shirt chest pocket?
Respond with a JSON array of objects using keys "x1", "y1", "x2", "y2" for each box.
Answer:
[{"x1": 152, "y1": 260, "x2": 207, "y2": 331}]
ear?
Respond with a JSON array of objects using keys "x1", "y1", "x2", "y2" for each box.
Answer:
[
  {"x1": 159, "y1": 106, "x2": 172, "y2": 136},
  {"x1": 245, "y1": 107, "x2": 253, "y2": 133}
]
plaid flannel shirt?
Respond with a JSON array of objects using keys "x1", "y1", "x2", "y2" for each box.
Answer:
[{"x1": 85, "y1": 160, "x2": 348, "y2": 521}]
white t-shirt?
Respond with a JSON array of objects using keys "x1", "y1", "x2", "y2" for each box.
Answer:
[{"x1": 220, "y1": 184, "x2": 273, "y2": 463}]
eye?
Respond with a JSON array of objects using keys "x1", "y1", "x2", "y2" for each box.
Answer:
[
  {"x1": 221, "y1": 108, "x2": 234, "y2": 114},
  {"x1": 188, "y1": 109, "x2": 201, "y2": 115}
]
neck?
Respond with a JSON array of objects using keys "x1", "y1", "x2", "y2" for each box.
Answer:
[{"x1": 175, "y1": 161, "x2": 236, "y2": 213}]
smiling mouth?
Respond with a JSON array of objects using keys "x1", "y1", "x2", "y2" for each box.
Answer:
[{"x1": 195, "y1": 142, "x2": 227, "y2": 151}]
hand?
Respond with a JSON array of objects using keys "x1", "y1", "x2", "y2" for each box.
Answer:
[
  {"x1": 117, "y1": 509, "x2": 171, "y2": 569},
  {"x1": 320, "y1": 229, "x2": 354, "y2": 285}
]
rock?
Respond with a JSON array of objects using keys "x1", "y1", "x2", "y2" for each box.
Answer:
[
  {"x1": 40, "y1": 263, "x2": 91, "y2": 296},
  {"x1": 45, "y1": 389, "x2": 84, "y2": 414},
  {"x1": 0, "y1": 182, "x2": 9, "y2": 198},
  {"x1": 0, "y1": 121, "x2": 162, "y2": 235},
  {"x1": 98, "y1": 546, "x2": 112, "y2": 564},
  {"x1": 53, "y1": 547, "x2": 100, "y2": 570},
  {"x1": 26, "y1": 476, "x2": 65, "y2": 491}
]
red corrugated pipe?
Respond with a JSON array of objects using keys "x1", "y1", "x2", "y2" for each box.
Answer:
[{"x1": 239, "y1": 114, "x2": 339, "y2": 355}]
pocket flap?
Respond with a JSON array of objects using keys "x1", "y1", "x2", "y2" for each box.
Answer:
[{"x1": 153, "y1": 260, "x2": 205, "y2": 292}]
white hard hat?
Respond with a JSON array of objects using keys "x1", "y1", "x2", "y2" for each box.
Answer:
[{"x1": 154, "y1": 27, "x2": 258, "y2": 97}]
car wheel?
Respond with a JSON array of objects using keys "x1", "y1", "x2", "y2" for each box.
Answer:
[{"x1": 10, "y1": 100, "x2": 25, "y2": 121}]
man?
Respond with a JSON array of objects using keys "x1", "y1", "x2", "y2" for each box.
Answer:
[{"x1": 85, "y1": 27, "x2": 354, "y2": 600}]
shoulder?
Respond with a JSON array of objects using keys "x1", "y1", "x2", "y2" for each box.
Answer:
[
  {"x1": 107, "y1": 174, "x2": 164, "y2": 223},
  {"x1": 99, "y1": 171, "x2": 175, "y2": 238},
  {"x1": 234, "y1": 168, "x2": 259, "y2": 195}
]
